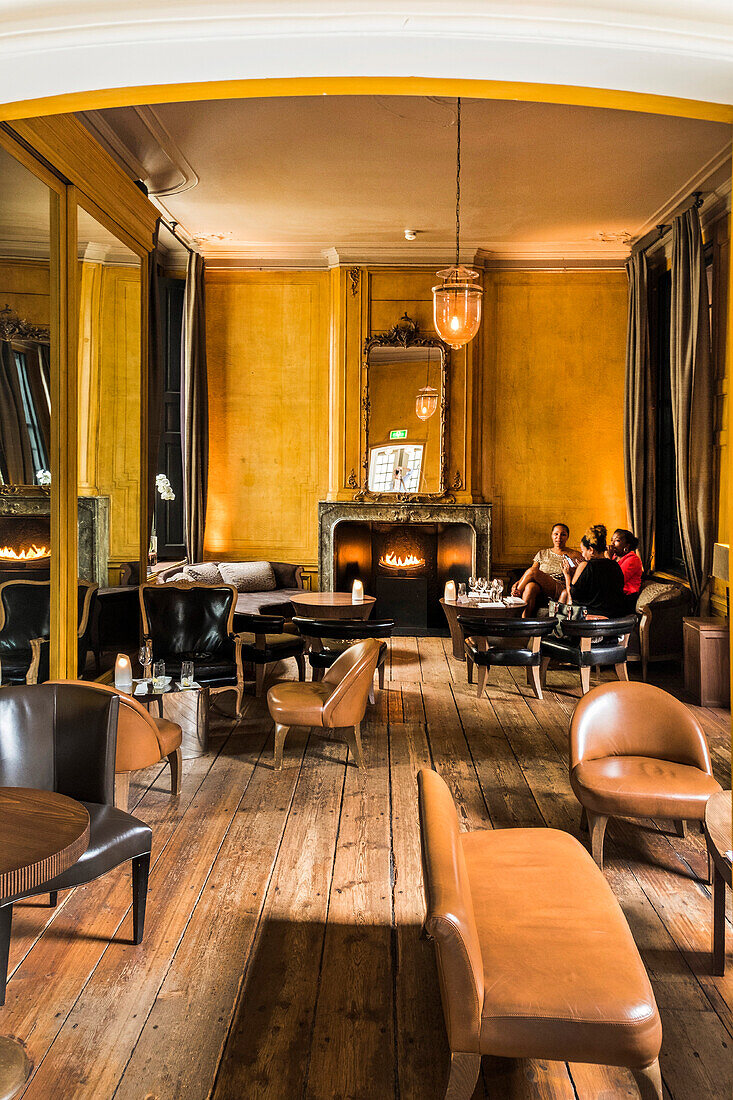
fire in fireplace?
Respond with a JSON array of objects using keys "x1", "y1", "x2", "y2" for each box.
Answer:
[
  {"x1": 0, "y1": 515, "x2": 52, "y2": 579},
  {"x1": 378, "y1": 550, "x2": 425, "y2": 571},
  {"x1": 0, "y1": 544, "x2": 50, "y2": 561}
]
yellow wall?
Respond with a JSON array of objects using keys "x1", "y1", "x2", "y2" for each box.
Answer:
[
  {"x1": 482, "y1": 270, "x2": 629, "y2": 570},
  {"x1": 0, "y1": 259, "x2": 50, "y2": 325},
  {"x1": 712, "y1": 214, "x2": 730, "y2": 614},
  {"x1": 77, "y1": 260, "x2": 142, "y2": 570},
  {"x1": 204, "y1": 270, "x2": 330, "y2": 566}
]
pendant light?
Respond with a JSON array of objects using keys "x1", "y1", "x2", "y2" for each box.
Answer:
[
  {"x1": 432, "y1": 97, "x2": 482, "y2": 350},
  {"x1": 415, "y1": 347, "x2": 438, "y2": 421}
]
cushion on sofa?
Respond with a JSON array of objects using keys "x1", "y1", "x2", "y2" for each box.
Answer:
[
  {"x1": 219, "y1": 561, "x2": 276, "y2": 593},
  {"x1": 636, "y1": 581, "x2": 681, "y2": 610},
  {"x1": 184, "y1": 562, "x2": 224, "y2": 584},
  {"x1": 271, "y1": 562, "x2": 298, "y2": 589}
]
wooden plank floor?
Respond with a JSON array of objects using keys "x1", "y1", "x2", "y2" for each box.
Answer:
[{"x1": 4, "y1": 638, "x2": 732, "y2": 1099}]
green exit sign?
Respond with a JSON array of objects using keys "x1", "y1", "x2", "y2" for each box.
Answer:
[{"x1": 390, "y1": 429, "x2": 408, "y2": 439}]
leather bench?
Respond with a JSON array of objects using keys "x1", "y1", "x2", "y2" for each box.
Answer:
[{"x1": 418, "y1": 768, "x2": 663, "y2": 1099}]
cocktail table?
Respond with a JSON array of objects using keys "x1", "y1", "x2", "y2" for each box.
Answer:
[
  {"x1": 291, "y1": 591, "x2": 376, "y2": 621},
  {"x1": 0, "y1": 787, "x2": 90, "y2": 1098},
  {"x1": 703, "y1": 789, "x2": 732, "y2": 975},
  {"x1": 440, "y1": 597, "x2": 526, "y2": 660}
]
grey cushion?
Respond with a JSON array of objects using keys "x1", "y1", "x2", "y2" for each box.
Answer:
[
  {"x1": 235, "y1": 589, "x2": 301, "y2": 616},
  {"x1": 184, "y1": 562, "x2": 224, "y2": 584},
  {"x1": 219, "y1": 560, "x2": 277, "y2": 593}
]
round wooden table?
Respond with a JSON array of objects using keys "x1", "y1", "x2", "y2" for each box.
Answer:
[
  {"x1": 440, "y1": 597, "x2": 526, "y2": 659},
  {"x1": 703, "y1": 789, "x2": 732, "y2": 975},
  {"x1": 291, "y1": 591, "x2": 376, "y2": 621},
  {"x1": 0, "y1": 788, "x2": 90, "y2": 1099}
]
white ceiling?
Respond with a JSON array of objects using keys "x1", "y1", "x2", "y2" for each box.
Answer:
[{"x1": 81, "y1": 96, "x2": 731, "y2": 269}]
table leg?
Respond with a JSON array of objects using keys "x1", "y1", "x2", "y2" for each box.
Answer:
[{"x1": 712, "y1": 860, "x2": 726, "y2": 976}]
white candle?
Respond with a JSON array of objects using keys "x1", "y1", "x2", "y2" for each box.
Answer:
[
  {"x1": 114, "y1": 653, "x2": 133, "y2": 690},
  {"x1": 444, "y1": 580, "x2": 456, "y2": 602},
  {"x1": 352, "y1": 579, "x2": 364, "y2": 603}
]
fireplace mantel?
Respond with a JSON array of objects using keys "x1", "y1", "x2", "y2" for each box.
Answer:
[{"x1": 318, "y1": 501, "x2": 491, "y2": 592}]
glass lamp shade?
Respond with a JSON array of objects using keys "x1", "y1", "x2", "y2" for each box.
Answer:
[
  {"x1": 415, "y1": 385, "x2": 439, "y2": 421},
  {"x1": 432, "y1": 265, "x2": 482, "y2": 349}
]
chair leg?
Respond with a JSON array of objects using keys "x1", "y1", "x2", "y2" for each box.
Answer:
[
  {"x1": 0, "y1": 904, "x2": 12, "y2": 1006},
  {"x1": 615, "y1": 660, "x2": 630, "y2": 682},
  {"x1": 466, "y1": 655, "x2": 474, "y2": 684},
  {"x1": 579, "y1": 806, "x2": 588, "y2": 833},
  {"x1": 476, "y1": 665, "x2": 489, "y2": 698},
  {"x1": 197, "y1": 687, "x2": 210, "y2": 748},
  {"x1": 313, "y1": 666, "x2": 325, "y2": 682},
  {"x1": 444, "y1": 1052, "x2": 481, "y2": 1100},
  {"x1": 527, "y1": 663, "x2": 543, "y2": 700},
  {"x1": 631, "y1": 1059, "x2": 663, "y2": 1100},
  {"x1": 579, "y1": 665, "x2": 591, "y2": 694},
  {"x1": 296, "y1": 653, "x2": 306, "y2": 682},
  {"x1": 641, "y1": 654, "x2": 649, "y2": 682},
  {"x1": 49, "y1": 891, "x2": 58, "y2": 907},
  {"x1": 368, "y1": 680, "x2": 375, "y2": 705},
  {"x1": 540, "y1": 655, "x2": 550, "y2": 688},
  {"x1": 378, "y1": 660, "x2": 385, "y2": 690},
  {"x1": 167, "y1": 746, "x2": 182, "y2": 796},
  {"x1": 587, "y1": 811, "x2": 609, "y2": 870},
  {"x1": 235, "y1": 681, "x2": 244, "y2": 717},
  {"x1": 674, "y1": 819, "x2": 688, "y2": 839},
  {"x1": 274, "y1": 723, "x2": 289, "y2": 770},
  {"x1": 114, "y1": 771, "x2": 130, "y2": 812},
  {"x1": 352, "y1": 722, "x2": 364, "y2": 768},
  {"x1": 132, "y1": 852, "x2": 151, "y2": 945},
  {"x1": 255, "y1": 663, "x2": 267, "y2": 698}
]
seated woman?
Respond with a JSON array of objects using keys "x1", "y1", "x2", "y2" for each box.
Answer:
[
  {"x1": 608, "y1": 528, "x2": 643, "y2": 613},
  {"x1": 511, "y1": 523, "x2": 582, "y2": 616},
  {"x1": 560, "y1": 524, "x2": 624, "y2": 618}
]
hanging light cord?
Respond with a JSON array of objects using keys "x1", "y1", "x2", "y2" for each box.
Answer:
[{"x1": 455, "y1": 96, "x2": 461, "y2": 267}]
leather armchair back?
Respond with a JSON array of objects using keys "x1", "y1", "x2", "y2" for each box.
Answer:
[
  {"x1": 0, "y1": 683, "x2": 118, "y2": 804},
  {"x1": 418, "y1": 768, "x2": 484, "y2": 1053},
  {"x1": 0, "y1": 580, "x2": 50, "y2": 652},
  {"x1": 48, "y1": 680, "x2": 162, "y2": 772},
  {"x1": 570, "y1": 681, "x2": 713, "y2": 773},
  {"x1": 140, "y1": 583, "x2": 236, "y2": 659},
  {"x1": 322, "y1": 639, "x2": 381, "y2": 728}
]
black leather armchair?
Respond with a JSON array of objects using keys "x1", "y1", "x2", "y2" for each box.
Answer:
[
  {"x1": 0, "y1": 683, "x2": 153, "y2": 1004},
  {"x1": 458, "y1": 616, "x2": 557, "y2": 700},
  {"x1": 539, "y1": 615, "x2": 637, "y2": 695},
  {"x1": 293, "y1": 616, "x2": 395, "y2": 701},
  {"x1": 0, "y1": 579, "x2": 97, "y2": 684},
  {"x1": 140, "y1": 581, "x2": 244, "y2": 736},
  {"x1": 234, "y1": 612, "x2": 305, "y2": 697}
]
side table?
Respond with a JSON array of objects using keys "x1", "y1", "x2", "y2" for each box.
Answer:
[
  {"x1": 703, "y1": 789, "x2": 732, "y2": 975},
  {"x1": 683, "y1": 617, "x2": 730, "y2": 707},
  {"x1": 0, "y1": 787, "x2": 89, "y2": 1098}
]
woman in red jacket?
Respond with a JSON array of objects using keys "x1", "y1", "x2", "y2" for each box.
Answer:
[{"x1": 609, "y1": 528, "x2": 643, "y2": 612}]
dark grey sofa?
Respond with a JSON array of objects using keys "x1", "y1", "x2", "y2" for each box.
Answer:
[{"x1": 157, "y1": 560, "x2": 305, "y2": 618}]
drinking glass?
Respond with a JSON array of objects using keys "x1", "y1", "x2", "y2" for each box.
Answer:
[
  {"x1": 152, "y1": 660, "x2": 166, "y2": 691},
  {"x1": 181, "y1": 660, "x2": 194, "y2": 688},
  {"x1": 457, "y1": 582, "x2": 466, "y2": 600},
  {"x1": 468, "y1": 576, "x2": 475, "y2": 593},
  {"x1": 495, "y1": 579, "x2": 504, "y2": 600}
]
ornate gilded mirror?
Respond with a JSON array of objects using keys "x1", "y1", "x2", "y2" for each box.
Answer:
[{"x1": 357, "y1": 315, "x2": 450, "y2": 501}]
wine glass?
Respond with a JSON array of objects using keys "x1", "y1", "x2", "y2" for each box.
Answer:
[{"x1": 468, "y1": 576, "x2": 475, "y2": 593}]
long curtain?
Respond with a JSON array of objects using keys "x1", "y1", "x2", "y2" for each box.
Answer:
[
  {"x1": 147, "y1": 226, "x2": 165, "y2": 533},
  {"x1": 0, "y1": 340, "x2": 34, "y2": 482},
  {"x1": 623, "y1": 251, "x2": 655, "y2": 570},
  {"x1": 670, "y1": 205, "x2": 714, "y2": 607},
  {"x1": 181, "y1": 251, "x2": 209, "y2": 563}
]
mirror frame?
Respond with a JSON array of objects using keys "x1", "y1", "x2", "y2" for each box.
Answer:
[{"x1": 355, "y1": 314, "x2": 453, "y2": 502}]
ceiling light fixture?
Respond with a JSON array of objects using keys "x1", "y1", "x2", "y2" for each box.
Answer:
[
  {"x1": 415, "y1": 348, "x2": 438, "y2": 421},
  {"x1": 432, "y1": 98, "x2": 482, "y2": 350}
]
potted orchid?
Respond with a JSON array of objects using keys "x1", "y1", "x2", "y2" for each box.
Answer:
[{"x1": 149, "y1": 473, "x2": 175, "y2": 566}]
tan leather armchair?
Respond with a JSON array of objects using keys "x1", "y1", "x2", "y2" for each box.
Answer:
[
  {"x1": 49, "y1": 680, "x2": 182, "y2": 812},
  {"x1": 569, "y1": 681, "x2": 721, "y2": 870},
  {"x1": 418, "y1": 768, "x2": 663, "y2": 1099},
  {"x1": 266, "y1": 638, "x2": 381, "y2": 769}
]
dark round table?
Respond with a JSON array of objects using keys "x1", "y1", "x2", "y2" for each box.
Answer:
[
  {"x1": 0, "y1": 787, "x2": 89, "y2": 1099},
  {"x1": 703, "y1": 790, "x2": 732, "y2": 975}
]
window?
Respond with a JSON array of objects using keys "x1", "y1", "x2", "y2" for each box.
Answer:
[{"x1": 368, "y1": 444, "x2": 423, "y2": 493}]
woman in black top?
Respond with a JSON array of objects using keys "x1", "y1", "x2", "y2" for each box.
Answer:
[{"x1": 560, "y1": 524, "x2": 624, "y2": 617}]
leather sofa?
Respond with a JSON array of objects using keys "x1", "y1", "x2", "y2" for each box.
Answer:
[
  {"x1": 157, "y1": 560, "x2": 305, "y2": 618},
  {"x1": 627, "y1": 578, "x2": 692, "y2": 681},
  {"x1": 418, "y1": 767, "x2": 663, "y2": 1099}
]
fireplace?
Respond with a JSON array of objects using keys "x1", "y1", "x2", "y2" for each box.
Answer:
[
  {"x1": 0, "y1": 491, "x2": 110, "y2": 584},
  {"x1": 331, "y1": 515, "x2": 478, "y2": 632},
  {"x1": 0, "y1": 515, "x2": 51, "y2": 580}
]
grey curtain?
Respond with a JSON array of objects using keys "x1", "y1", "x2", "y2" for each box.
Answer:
[
  {"x1": 670, "y1": 205, "x2": 714, "y2": 608},
  {"x1": 0, "y1": 340, "x2": 34, "y2": 483},
  {"x1": 181, "y1": 251, "x2": 209, "y2": 563},
  {"x1": 623, "y1": 251, "x2": 655, "y2": 570},
  {"x1": 147, "y1": 228, "x2": 165, "y2": 532}
]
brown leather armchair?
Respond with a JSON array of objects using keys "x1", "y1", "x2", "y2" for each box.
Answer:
[
  {"x1": 569, "y1": 681, "x2": 722, "y2": 870},
  {"x1": 266, "y1": 638, "x2": 381, "y2": 769},
  {"x1": 418, "y1": 768, "x2": 663, "y2": 1099},
  {"x1": 49, "y1": 681, "x2": 183, "y2": 812}
]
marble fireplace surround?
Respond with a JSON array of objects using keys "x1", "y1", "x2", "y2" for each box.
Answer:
[{"x1": 318, "y1": 501, "x2": 492, "y2": 592}]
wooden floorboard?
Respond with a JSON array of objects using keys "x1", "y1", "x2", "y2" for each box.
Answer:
[{"x1": 4, "y1": 648, "x2": 731, "y2": 1099}]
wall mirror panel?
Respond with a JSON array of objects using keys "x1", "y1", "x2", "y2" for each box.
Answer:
[
  {"x1": 77, "y1": 204, "x2": 143, "y2": 676},
  {"x1": 0, "y1": 141, "x2": 56, "y2": 682},
  {"x1": 361, "y1": 315, "x2": 448, "y2": 500}
]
